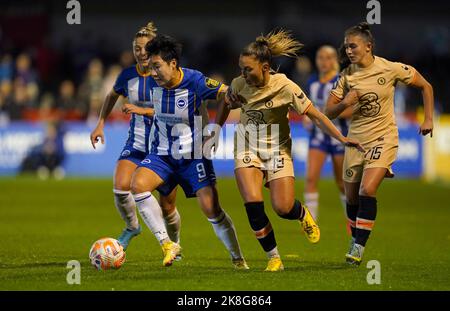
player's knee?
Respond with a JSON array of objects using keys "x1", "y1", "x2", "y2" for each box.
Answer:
[
  {"x1": 130, "y1": 176, "x2": 148, "y2": 194},
  {"x1": 113, "y1": 180, "x2": 131, "y2": 192},
  {"x1": 272, "y1": 198, "x2": 295, "y2": 217},
  {"x1": 359, "y1": 184, "x2": 377, "y2": 197}
]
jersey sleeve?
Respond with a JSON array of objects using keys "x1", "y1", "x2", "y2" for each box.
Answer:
[
  {"x1": 391, "y1": 62, "x2": 417, "y2": 85},
  {"x1": 329, "y1": 73, "x2": 348, "y2": 100},
  {"x1": 113, "y1": 69, "x2": 129, "y2": 97},
  {"x1": 196, "y1": 73, "x2": 225, "y2": 101},
  {"x1": 287, "y1": 81, "x2": 313, "y2": 115}
]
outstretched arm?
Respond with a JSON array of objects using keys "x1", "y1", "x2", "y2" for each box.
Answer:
[
  {"x1": 90, "y1": 89, "x2": 120, "y2": 149},
  {"x1": 307, "y1": 105, "x2": 364, "y2": 152},
  {"x1": 409, "y1": 71, "x2": 434, "y2": 137}
]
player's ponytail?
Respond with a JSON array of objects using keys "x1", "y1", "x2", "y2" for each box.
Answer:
[
  {"x1": 134, "y1": 21, "x2": 158, "y2": 40},
  {"x1": 242, "y1": 29, "x2": 303, "y2": 64}
]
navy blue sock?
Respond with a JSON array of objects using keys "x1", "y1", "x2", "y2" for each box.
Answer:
[
  {"x1": 346, "y1": 203, "x2": 359, "y2": 238},
  {"x1": 355, "y1": 196, "x2": 377, "y2": 246},
  {"x1": 245, "y1": 202, "x2": 277, "y2": 252},
  {"x1": 278, "y1": 199, "x2": 305, "y2": 220}
]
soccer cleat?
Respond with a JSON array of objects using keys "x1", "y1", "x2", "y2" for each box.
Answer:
[
  {"x1": 117, "y1": 225, "x2": 142, "y2": 250},
  {"x1": 345, "y1": 243, "x2": 364, "y2": 266},
  {"x1": 264, "y1": 257, "x2": 284, "y2": 272},
  {"x1": 299, "y1": 205, "x2": 320, "y2": 243},
  {"x1": 162, "y1": 241, "x2": 182, "y2": 267},
  {"x1": 232, "y1": 258, "x2": 250, "y2": 270},
  {"x1": 346, "y1": 237, "x2": 356, "y2": 258}
]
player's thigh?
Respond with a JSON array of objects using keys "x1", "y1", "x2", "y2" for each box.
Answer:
[
  {"x1": 234, "y1": 167, "x2": 264, "y2": 203},
  {"x1": 113, "y1": 160, "x2": 137, "y2": 191},
  {"x1": 196, "y1": 184, "x2": 221, "y2": 219},
  {"x1": 344, "y1": 181, "x2": 360, "y2": 205},
  {"x1": 331, "y1": 154, "x2": 345, "y2": 193},
  {"x1": 160, "y1": 187, "x2": 178, "y2": 217},
  {"x1": 305, "y1": 148, "x2": 327, "y2": 192},
  {"x1": 268, "y1": 176, "x2": 296, "y2": 215},
  {"x1": 131, "y1": 167, "x2": 164, "y2": 194},
  {"x1": 359, "y1": 167, "x2": 387, "y2": 197}
]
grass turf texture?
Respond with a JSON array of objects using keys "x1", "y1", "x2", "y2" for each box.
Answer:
[{"x1": 0, "y1": 177, "x2": 449, "y2": 290}]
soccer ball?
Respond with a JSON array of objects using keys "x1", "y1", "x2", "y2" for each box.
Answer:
[{"x1": 89, "y1": 237, "x2": 126, "y2": 270}]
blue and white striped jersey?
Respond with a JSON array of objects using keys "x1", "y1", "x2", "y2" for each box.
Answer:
[
  {"x1": 113, "y1": 65, "x2": 153, "y2": 153},
  {"x1": 149, "y1": 68, "x2": 224, "y2": 158},
  {"x1": 306, "y1": 73, "x2": 339, "y2": 112}
]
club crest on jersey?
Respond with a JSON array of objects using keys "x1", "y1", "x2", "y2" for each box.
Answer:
[
  {"x1": 205, "y1": 77, "x2": 220, "y2": 89},
  {"x1": 359, "y1": 92, "x2": 381, "y2": 117},
  {"x1": 377, "y1": 77, "x2": 386, "y2": 85},
  {"x1": 176, "y1": 98, "x2": 188, "y2": 109},
  {"x1": 265, "y1": 100, "x2": 273, "y2": 108},
  {"x1": 346, "y1": 169, "x2": 354, "y2": 177}
]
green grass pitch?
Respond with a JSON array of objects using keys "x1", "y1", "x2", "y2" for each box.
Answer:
[{"x1": 0, "y1": 177, "x2": 449, "y2": 290}]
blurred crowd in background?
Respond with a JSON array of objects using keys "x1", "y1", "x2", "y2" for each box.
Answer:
[{"x1": 0, "y1": 0, "x2": 448, "y2": 126}]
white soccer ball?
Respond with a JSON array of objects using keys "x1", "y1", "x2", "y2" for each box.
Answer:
[{"x1": 89, "y1": 237, "x2": 126, "y2": 270}]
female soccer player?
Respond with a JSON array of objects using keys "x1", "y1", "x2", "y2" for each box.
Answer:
[
  {"x1": 130, "y1": 34, "x2": 248, "y2": 268},
  {"x1": 90, "y1": 22, "x2": 181, "y2": 251},
  {"x1": 304, "y1": 45, "x2": 351, "y2": 222},
  {"x1": 214, "y1": 30, "x2": 363, "y2": 271},
  {"x1": 325, "y1": 22, "x2": 434, "y2": 265}
]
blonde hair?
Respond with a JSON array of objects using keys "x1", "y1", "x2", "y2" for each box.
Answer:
[
  {"x1": 242, "y1": 29, "x2": 303, "y2": 63},
  {"x1": 134, "y1": 21, "x2": 158, "y2": 41}
]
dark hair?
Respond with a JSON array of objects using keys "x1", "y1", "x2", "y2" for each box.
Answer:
[
  {"x1": 145, "y1": 34, "x2": 182, "y2": 68},
  {"x1": 241, "y1": 29, "x2": 303, "y2": 65},
  {"x1": 339, "y1": 22, "x2": 375, "y2": 66}
]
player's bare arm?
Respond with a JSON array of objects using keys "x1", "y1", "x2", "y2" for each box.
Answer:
[
  {"x1": 324, "y1": 89, "x2": 358, "y2": 120},
  {"x1": 90, "y1": 89, "x2": 121, "y2": 149},
  {"x1": 306, "y1": 104, "x2": 364, "y2": 152},
  {"x1": 121, "y1": 102, "x2": 155, "y2": 117},
  {"x1": 409, "y1": 71, "x2": 434, "y2": 137}
]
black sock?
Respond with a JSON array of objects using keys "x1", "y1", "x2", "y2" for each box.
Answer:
[
  {"x1": 346, "y1": 203, "x2": 359, "y2": 238},
  {"x1": 355, "y1": 196, "x2": 377, "y2": 246},
  {"x1": 278, "y1": 199, "x2": 305, "y2": 220},
  {"x1": 245, "y1": 202, "x2": 277, "y2": 252}
]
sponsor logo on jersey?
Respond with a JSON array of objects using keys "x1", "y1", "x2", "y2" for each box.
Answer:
[
  {"x1": 246, "y1": 110, "x2": 265, "y2": 126},
  {"x1": 377, "y1": 77, "x2": 386, "y2": 85},
  {"x1": 359, "y1": 92, "x2": 381, "y2": 117},
  {"x1": 141, "y1": 159, "x2": 151, "y2": 164}
]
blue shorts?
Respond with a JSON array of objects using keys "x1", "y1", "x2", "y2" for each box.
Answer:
[
  {"x1": 118, "y1": 145, "x2": 147, "y2": 165},
  {"x1": 309, "y1": 119, "x2": 348, "y2": 156},
  {"x1": 118, "y1": 145, "x2": 177, "y2": 196},
  {"x1": 138, "y1": 154, "x2": 216, "y2": 198}
]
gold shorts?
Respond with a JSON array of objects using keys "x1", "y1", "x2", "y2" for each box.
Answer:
[
  {"x1": 234, "y1": 150, "x2": 294, "y2": 184},
  {"x1": 343, "y1": 140, "x2": 398, "y2": 183}
]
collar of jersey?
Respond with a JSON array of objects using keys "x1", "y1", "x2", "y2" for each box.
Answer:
[
  {"x1": 135, "y1": 64, "x2": 152, "y2": 77},
  {"x1": 164, "y1": 68, "x2": 184, "y2": 89}
]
